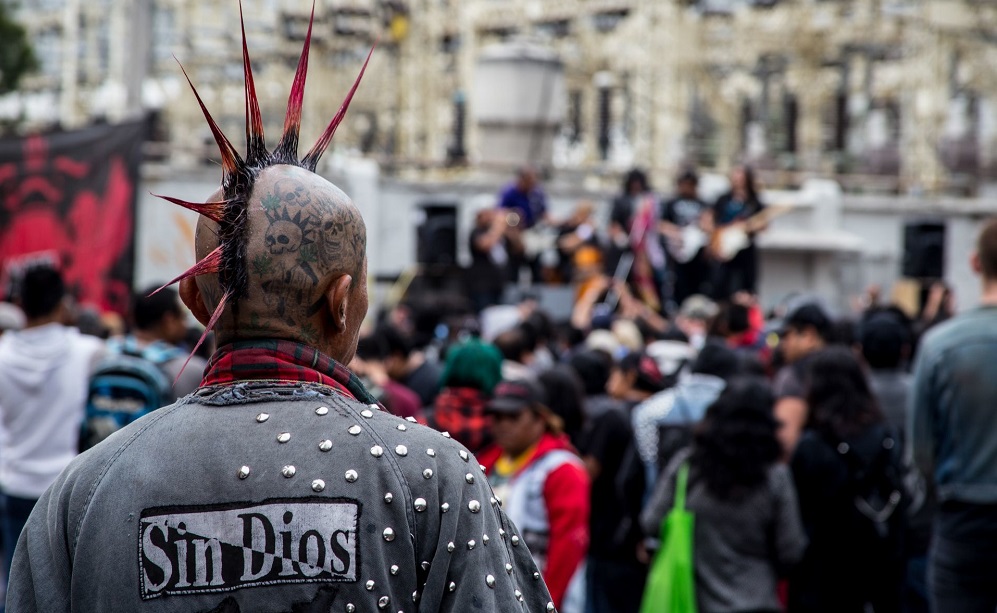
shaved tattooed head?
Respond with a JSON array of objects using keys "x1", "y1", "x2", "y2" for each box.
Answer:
[
  {"x1": 193, "y1": 165, "x2": 368, "y2": 354},
  {"x1": 160, "y1": 3, "x2": 375, "y2": 365}
]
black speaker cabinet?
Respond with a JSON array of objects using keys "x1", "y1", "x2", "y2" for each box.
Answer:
[
  {"x1": 416, "y1": 204, "x2": 458, "y2": 267},
  {"x1": 902, "y1": 221, "x2": 946, "y2": 280}
]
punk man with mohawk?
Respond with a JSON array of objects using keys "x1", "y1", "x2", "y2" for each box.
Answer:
[{"x1": 6, "y1": 4, "x2": 555, "y2": 612}]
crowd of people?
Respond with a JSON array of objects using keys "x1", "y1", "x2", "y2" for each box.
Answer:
[
  {"x1": 472, "y1": 164, "x2": 770, "y2": 316},
  {"x1": 344, "y1": 198, "x2": 997, "y2": 612},
  {"x1": 0, "y1": 169, "x2": 990, "y2": 612}
]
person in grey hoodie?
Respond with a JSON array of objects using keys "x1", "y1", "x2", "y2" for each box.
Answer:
[
  {"x1": 0, "y1": 266, "x2": 105, "y2": 580},
  {"x1": 6, "y1": 14, "x2": 553, "y2": 613}
]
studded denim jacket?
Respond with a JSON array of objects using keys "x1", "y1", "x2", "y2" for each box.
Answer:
[{"x1": 7, "y1": 382, "x2": 556, "y2": 613}]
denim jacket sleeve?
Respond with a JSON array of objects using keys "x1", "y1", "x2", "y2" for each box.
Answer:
[
  {"x1": 908, "y1": 340, "x2": 936, "y2": 480},
  {"x1": 7, "y1": 427, "x2": 126, "y2": 612}
]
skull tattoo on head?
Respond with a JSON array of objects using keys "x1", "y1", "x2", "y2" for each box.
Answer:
[
  {"x1": 266, "y1": 219, "x2": 303, "y2": 254},
  {"x1": 264, "y1": 208, "x2": 313, "y2": 256}
]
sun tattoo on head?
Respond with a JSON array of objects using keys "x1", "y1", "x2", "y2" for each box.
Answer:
[{"x1": 146, "y1": 0, "x2": 375, "y2": 373}]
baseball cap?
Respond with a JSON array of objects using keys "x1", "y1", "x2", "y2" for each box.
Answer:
[{"x1": 486, "y1": 379, "x2": 548, "y2": 414}]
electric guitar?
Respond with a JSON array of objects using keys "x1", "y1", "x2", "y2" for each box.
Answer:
[
  {"x1": 708, "y1": 205, "x2": 790, "y2": 262},
  {"x1": 662, "y1": 224, "x2": 708, "y2": 264}
]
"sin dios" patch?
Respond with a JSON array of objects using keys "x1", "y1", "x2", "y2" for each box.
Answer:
[{"x1": 138, "y1": 498, "x2": 359, "y2": 600}]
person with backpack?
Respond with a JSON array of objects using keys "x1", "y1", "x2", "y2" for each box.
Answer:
[
  {"x1": 640, "y1": 377, "x2": 806, "y2": 613},
  {"x1": 81, "y1": 287, "x2": 206, "y2": 450},
  {"x1": 789, "y1": 347, "x2": 906, "y2": 612}
]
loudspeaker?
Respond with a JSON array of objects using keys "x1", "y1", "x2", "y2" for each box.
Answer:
[
  {"x1": 902, "y1": 221, "x2": 946, "y2": 279},
  {"x1": 416, "y1": 204, "x2": 458, "y2": 267}
]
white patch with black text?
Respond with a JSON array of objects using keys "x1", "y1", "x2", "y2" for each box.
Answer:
[{"x1": 138, "y1": 498, "x2": 359, "y2": 600}]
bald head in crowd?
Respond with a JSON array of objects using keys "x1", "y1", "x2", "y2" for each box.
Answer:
[{"x1": 181, "y1": 164, "x2": 368, "y2": 365}]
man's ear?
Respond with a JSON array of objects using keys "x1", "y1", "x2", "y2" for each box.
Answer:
[
  {"x1": 971, "y1": 251, "x2": 983, "y2": 275},
  {"x1": 179, "y1": 278, "x2": 212, "y2": 326},
  {"x1": 325, "y1": 274, "x2": 354, "y2": 333}
]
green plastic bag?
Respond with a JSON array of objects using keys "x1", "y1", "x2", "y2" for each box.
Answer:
[{"x1": 640, "y1": 463, "x2": 697, "y2": 613}]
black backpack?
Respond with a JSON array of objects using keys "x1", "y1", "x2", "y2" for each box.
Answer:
[{"x1": 824, "y1": 426, "x2": 907, "y2": 550}]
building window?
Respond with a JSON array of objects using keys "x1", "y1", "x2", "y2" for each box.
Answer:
[
  {"x1": 592, "y1": 10, "x2": 628, "y2": 33},
  {"x1": 35, "y1": 28, "x2": 62, "y2": 80},
  {"x1": 567, "y1": 90, "x2": 582, "y2": 144},
  {"x1": 535, "y1": 19, "x2": 570, "y2": 39}
]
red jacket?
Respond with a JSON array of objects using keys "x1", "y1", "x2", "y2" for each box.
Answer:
[{"x1": 479, "y1": 433, "x2": 590, "y2": 608}]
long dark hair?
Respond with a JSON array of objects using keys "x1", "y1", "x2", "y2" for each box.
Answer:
[
  {"x1": 691, "y1": 377, "x2": 781, "y2": 502},
  {"x1": 622, "y1": 168, "x2": 650, "y2": 195},
  {"x1": 538, "y1": 365, "x2": 587, "y2": 447},
  {"x1": 736, "y1": 165, "x2": 760, "y2": 205},
  {"x1": 805, "y1": 346, "x2": 884, "y2": 439}
]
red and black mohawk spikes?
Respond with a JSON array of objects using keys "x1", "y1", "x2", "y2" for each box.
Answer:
[
  {"x1": 149, "y1": 246, "x2": 223, "y2": 297},
  {"x1": 273, "y1": 1, "x2": 316, "y2": 164},
  {"x1": 155, "y1": 1, "x2": 376, "y2": 383},
  {"x1": 240, "y1": 1, "x2": 267, "y2": 165},
  {"x1": 151, "y1": 193, "x2": 228, "y2": 223},
  {"x1": 302, "y1": 44, "x2": 376, "y2": 172},
  {"x1": 176, "y1": 290, "x2": 231, "y2": 386},
  {"x1": 176, "y1": 59, "x2": 244, "y2": 186}
]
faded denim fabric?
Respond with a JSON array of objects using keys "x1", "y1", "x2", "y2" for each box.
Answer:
[
  {"x1": 6, "y1": 382, "x2": 552, "y2": 612},
  {"x1": 632, "y1": 374, "x2": 725, "y2": 492},
  {"x1": 909, "y1": 306, "x2": 997, "y2": 504}
]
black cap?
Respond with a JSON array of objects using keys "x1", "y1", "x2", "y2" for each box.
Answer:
[
  {"x1": 486, "y1": 379, "x2": 547, "y2": 414},
  {"x1": 783, "y1": 303, "x2": 832, "y2": 341}
]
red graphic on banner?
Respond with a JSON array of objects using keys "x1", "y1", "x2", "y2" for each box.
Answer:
[{"x1": 0, "y1": 122, "x2": 144, "y2": 314}]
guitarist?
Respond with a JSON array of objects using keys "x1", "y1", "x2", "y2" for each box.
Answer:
[
  {"x1": 710, "y1": 165, "x2": 767, "y2": 300},
  {"x1": 660, "y1": 169, "x2": 713, "y2": 307}
]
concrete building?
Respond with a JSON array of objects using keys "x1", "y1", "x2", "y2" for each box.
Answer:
[
  {"x1": 7, "y1": 0, "x2": 997, "y2": 316},
  {"x1": 7, "y1": 0, "x2": 997, "y2": 196}
]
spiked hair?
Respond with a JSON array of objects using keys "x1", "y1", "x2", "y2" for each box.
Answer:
[{"x1": 152, "y1": 1, "x2": 374, "y2": 372}]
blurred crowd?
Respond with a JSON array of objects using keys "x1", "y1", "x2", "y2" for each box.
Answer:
[
  {"x1": 350, "y1": 275, "x2": 939, "y2": 612},
  {"x1": 0, "y1": 166, "x2": 992, "y2": 613}
]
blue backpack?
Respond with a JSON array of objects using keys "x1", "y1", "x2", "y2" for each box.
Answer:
[{"x1": 81, "y1": 338, "x2": 185, "y2": 451}]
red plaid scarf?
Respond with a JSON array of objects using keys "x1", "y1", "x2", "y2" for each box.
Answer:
[{"x1": 201, "y1": 339, "x2": 379, "y2": 405}]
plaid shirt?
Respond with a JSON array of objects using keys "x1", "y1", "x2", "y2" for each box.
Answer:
[
  {"x1": 429, "y1": 386, "x2": 492, "y2": 454},
  {"x1": 201, "y1": 339, "x2": 379, "y2": 405}
]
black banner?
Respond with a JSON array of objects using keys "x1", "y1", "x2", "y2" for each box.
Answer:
[{"x1": 0, "y1": 119, "x2": 145, "y2": 314}]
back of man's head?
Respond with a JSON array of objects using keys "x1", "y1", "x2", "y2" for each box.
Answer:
[
  {"x1": 568, "y1": 349, "x2": 613, "y2": 397},
  {"x1": 860, "y1": 310, "x2": 912, "y2": 370},
  {"x1": 133, "y1": 286, "x2": 183, "y2": 333},
  {"x1": 19, "y1": 266, "x2": 65, "y2": 321},
  {"x1": 977, "y1": 217, "x2": 997, "y2": 280},
  {"x1": 355, "y1": 332, "x2": 389, "y2": 363},
  {"x1": 726, "y1": 303, "x2": 751, "y2": 335},
  {"x1": 494, "y1": 327, "x2": 529, "y2": 363},
  {"x1": 691, "y1": 341, "x2": 740, "y2": 381},
  {"x1": 379, "y1": 325, "x2": 412, "y2": 359},
  {"x1": 784, "y1": 303, "x2": 832, "y2": 343}
]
